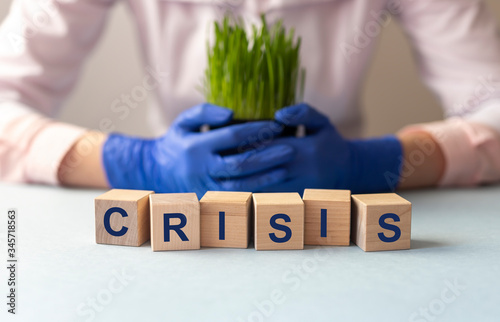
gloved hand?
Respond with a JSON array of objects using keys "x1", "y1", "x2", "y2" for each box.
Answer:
[
  {"x1": 102, "y1": 103, "x2": 294, "y2": 197},
  {"x1": 262, "y1": 103, "x2": 403, "y2": 193}
]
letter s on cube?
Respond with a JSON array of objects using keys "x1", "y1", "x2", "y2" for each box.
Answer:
[
  {"x1": 253, "y1": 193, "x2": 304, "y2": 251},
  {"x1": 351, "y1": 193, "x2": 411, "y2": 252},
  {"x1": 149, "y1": 193, "x2": 200, "y2": 251},
  {"x1": 95, "y1": 189, "x2": 154, "y2": 246}
]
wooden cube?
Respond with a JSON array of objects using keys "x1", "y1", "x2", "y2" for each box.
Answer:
[
  {"x1": 253, "y1": 193, "x2": 304, "y2": 251},
  {"x1": 149, "y1": 193, "x2": 200, "y2": 251},
  {"x1": 351, "y1": 193, "x2": 411, "y2": 252},
  {"x1": 303, "y1": 189, "x2": 351, "y2": 246},
  {"x1": 95, "y1": 189, "x2": 154, "y2": 246},
  {"x1": 200, "y1": 191, "x2": 252, "y2": 248}
]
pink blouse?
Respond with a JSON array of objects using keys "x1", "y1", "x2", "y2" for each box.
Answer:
[{"x1": 1, "y1": 0, "x2": 500, "y2": 186}]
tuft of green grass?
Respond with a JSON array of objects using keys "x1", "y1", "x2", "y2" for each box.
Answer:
[{"x1": 203, "y1": 14, "x2": 306, "y2": 120}]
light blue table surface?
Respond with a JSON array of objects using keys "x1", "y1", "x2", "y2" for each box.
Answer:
[{"x1": 0, "y1": 183, "x2": 499, "y2": 322}]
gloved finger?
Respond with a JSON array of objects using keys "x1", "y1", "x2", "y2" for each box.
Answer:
[
  {"x1": 210, "y1": 144, "x2": 295, "y2": 178},
  {"x1": 258, "y1": 181, "x2": 300, "y2": 193},
  {"x1": 275, "y1": 103, "x2": 330, "y2": 130},
  {"x1": 203, "y1": 121, "x2": 284, "y2": 151},
  {"x1": 173, "y1": 103, "x2": 233, "y2": 131},
  {"x1": 218, "y1": 168, "x2": 288, "y2": 191}
]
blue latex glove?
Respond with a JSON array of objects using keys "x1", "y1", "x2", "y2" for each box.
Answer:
[
  {"x1": 102, "y1": 104, "x2": 294, "y2": 197},
  {"x1": 262, "y1": 103, "x2": 403, "y2": 193}
]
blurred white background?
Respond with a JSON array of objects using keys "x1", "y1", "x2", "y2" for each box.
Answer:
[{"x1": 1, "y1": 0, "x2": 500, "y2": 137}]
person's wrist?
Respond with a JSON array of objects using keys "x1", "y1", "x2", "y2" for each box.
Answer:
[
  {"x1": 58, "y1": 131, "x2": 108, "y2": 188},
  {"x1": 347, "y1": 135, "x2": 403, "y2": 193}
]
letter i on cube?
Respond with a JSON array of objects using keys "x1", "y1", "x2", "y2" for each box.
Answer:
[
  {"x1": 303, "y1": 189, "x2": 351, "y2": 246},
  {"x1": 200, "y1": 191, "x2": 252, "y2": 248}
]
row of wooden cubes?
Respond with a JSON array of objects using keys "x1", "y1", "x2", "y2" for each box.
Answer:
[{"x1": 95, "y1": 189, "x2": 411, "y2": 252}]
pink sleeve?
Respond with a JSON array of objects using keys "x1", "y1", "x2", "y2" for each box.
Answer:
[
  {"x1": 0, "y1": 102, "x2": 86, "y2": 184},
  {"x1": 0, "y1": 0, "x2": 116, "y2": 184},
  {"x1": 399, "y1": 119, "x2": 500, "y2": 186}
]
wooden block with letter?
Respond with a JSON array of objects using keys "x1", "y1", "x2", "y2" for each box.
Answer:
[
  {"x1": 200, "y1": 191, "x2": 252, "y2": 248},
  {"x1": 149, "y1": 193, "x2": 200, "y2": 251},
  {"x1": 253, "y1": 193, "x2": 304, "y2": 251},
  {"x1": 351, "y1": 193, "x2": 411, "y2": 252},
  {"x1": 95, "y1": 189, "x2": 154, "y2": 246},
  {"x1": 303, "y1": 189, "x2": 351, "y2": 246}
]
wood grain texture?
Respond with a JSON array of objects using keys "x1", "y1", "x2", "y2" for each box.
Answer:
[
  {"x1": 253, "y1": 193, "x2": 304, "y2": 251},
  {"x1": 351, "y1": 193, "x2": 411, "y2": 252},
  {"x1": 303, "y1": 189, "x2": 351, "y2": 246},
  {"x1": 149, "y1": 193, "x2": 200, "y2": 251},
  {"x1": 200, "y1": 191, "x2": 252, "y2": 248},
  {"x1": 95, "y1": 189, "x2": 154, "y2": 246}
]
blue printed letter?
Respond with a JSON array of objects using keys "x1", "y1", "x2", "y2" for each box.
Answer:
[
  {"x1": 219, "y1": 211, "x2": 225, "y2": 240},
  {"x1": 269, "y1": 213, "x2": 292, "y2": 243},
  {"x1": 164, "y1": 213, "x2": 189, "y2": 242},
  {"x1": 378, "y1": 213, "x2": 401, "y2": 243},
  {"x1": 321, "y1": 209, "x2": 327, "y2": 238},
  {"x1": 104, "y1": 207, "x2": 128, "y2": 237}
]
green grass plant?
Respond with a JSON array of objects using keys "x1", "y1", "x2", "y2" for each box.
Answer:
[{"x1": 204, "y1": 15, "x2": 306, "y2": 120}]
